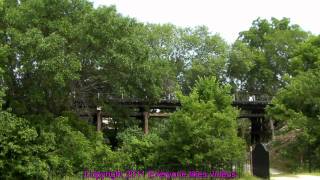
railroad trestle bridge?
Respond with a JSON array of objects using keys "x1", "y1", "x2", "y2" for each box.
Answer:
[
  {"x1": 73, "y1": 92, "x2": 273, "y2": 145},
  {"x1": 73, "y1": 92, "x2": 273, "y2": 179}
]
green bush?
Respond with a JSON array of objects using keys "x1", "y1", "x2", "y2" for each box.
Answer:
[
  {"x1": 0, "y1": 111, "x2": 52, "y2": 179},
  {"x1": 115, "y1": 77, "x2": 246, "y2": 171},
  {"x1": 0, "y1": 110, "x2": 122, "y2": 179},
  {"x1": 155, "y1": 76, "x2": 246, "y2": 169},
  {"x1": 117, "y1": 126, "x2": 163, "y2": 169}
]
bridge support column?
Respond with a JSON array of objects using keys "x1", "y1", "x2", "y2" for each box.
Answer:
[
  {"x1": 139, "y1": 107, "x2": 149, "y2": 134},
  {"x1": 143, "y1": 111, "x2": 149, "y2": 134},
  {"x1": 250, "y1": 116, "x2": 270, "y2": 179},
  {"x1": 251, "y1": 118, "x2": 261, "y2": 144},
  {"x1": 96, "y1": 106, "x2": 102, "y2": 131}
]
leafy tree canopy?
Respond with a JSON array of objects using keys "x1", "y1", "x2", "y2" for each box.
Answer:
[
  {"x1": 228, "y1": 17, "x2": 309, "y2": 95},
  {"x1": 267, "y1": 68, "x2": 320, "y2": 170},
  {"x1": 145, "y1": 24, "x2": 228, "y2": 94}
]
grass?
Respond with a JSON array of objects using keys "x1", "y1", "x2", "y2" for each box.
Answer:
[
  {"x1": 237, "y1": 173, "x2": 260, "y2": 180},
  {"x1": 50, "y1": 174, "x2": 262, "y2": 180},
  {"x1": 292, "y1": 172, "x2": 320, "y2": 176}
]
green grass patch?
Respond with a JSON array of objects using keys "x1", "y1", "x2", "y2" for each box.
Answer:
[
  {"x1": 297, "y1": 172, "x2": 320, "y2": 176},
  {"x1": 237, "y1": 173, "x2": 260, "y2": 180}
]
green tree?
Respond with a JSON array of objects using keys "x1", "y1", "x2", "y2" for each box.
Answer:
[
  {"x1": 0, "y1": 67, "x2": 5, "y2": 109},
  {"x1": 1, "y1": 0, "x2": 171, "y2": 117},
  {"x1": 290, "y1": 35, "x2": 320, "y2": 74},
  {"x1": 0, "y1": 111, "x2": 54, "y2": 179},
  {"x1": 155, "y1": 76, "x2": 245, "y2": 168},
  {"x1": 0, "y1": 1, "x2": 176, "y2": 152},
  {"x1": 145, "y1": 24, "x2": 228, "y2": 95},
  {"x1": 268, "y1": 68, "x2": 320, "y2": 170},
  {"x1": 116, "y1": 126, "x2": 163, "y2": 169},
  {"x1": 74, "y1": 6, "x2": 166, "y2": 102},
  {"x1": 1, "y1": 0, "x2": 92, "y2": 115},
  {"x1": 0, "y1": 110, "x2": 122, "y2": 179},
  {"x1": 228, "y1": 18, "x2": 308, "y2": 95},
  {"x1": 0, "y1": 0, "x2": 7, "y2": 109}
]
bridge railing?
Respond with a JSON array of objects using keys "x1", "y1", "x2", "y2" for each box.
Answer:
[
  {"x1": 233, "y1": 92, "x2": 272, "y2": 102},
  {"x1": 72, "y1": 91, "x2": 272, "y2": 110}
]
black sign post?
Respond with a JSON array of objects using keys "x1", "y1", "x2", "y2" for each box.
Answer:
[{"x1": 252, "y1": 143, "x2": 270, "y2": 179}]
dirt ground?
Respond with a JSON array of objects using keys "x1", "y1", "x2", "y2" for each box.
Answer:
[
  {"x1": 271, "y1": 175, "x2": 320, "y2": 180},
  {"x1": 270, "y1": 168, "x2": 320, "y2": 180}
]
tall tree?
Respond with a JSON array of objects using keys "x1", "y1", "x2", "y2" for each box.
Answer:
[
  {"x1": 267, "y1": 68, "x2": 320, "y2": 170},
  {"x1": 267, "y1": 35, "x2": 320, "y2": 170},
  {"x1": 1, "y1": 0, "x2": 92, "y2": 115},
  {"x1": 289, "y1": 35, "x2": 320, "y2": 74},
  {"x1": 0, "y1": 0, "x2": 170, "y2": 117},
  {"x1": 145, "y1": 24, "x2": 228, "y2": 95},
  {"x1": 228, "y1": 18, "x2": 309, "y2": 95}
]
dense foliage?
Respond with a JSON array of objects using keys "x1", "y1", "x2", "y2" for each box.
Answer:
[
  {"x1": 228, "y1": 18, "x2": 309, "y2": 94},
  {"x1": 267, "y1": 36, "x2": 320, "y2": 171},
  {"x1": 0, "y1": 111, "x2": 122, "y2": 179},
  {"x1": 156, "y1": 77, "x2": 245, "y2": 167},
  {"x1": 116, "y1": 77, "x2": 245, "y2": 170},
  {"x1": 145, "y1": 24, "x2": 228, "y2": 94},
  {"x1": 0, "y1": 0, "x2": 319, "y2": 178}
]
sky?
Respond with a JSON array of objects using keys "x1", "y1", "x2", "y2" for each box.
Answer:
[{"x1": 91, "y1": 0, "x2": 320, "y2": 43}]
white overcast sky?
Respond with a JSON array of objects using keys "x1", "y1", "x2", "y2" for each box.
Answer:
[{"x1": 91, "y1": 0, "x2": 320, "y2": 43}]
